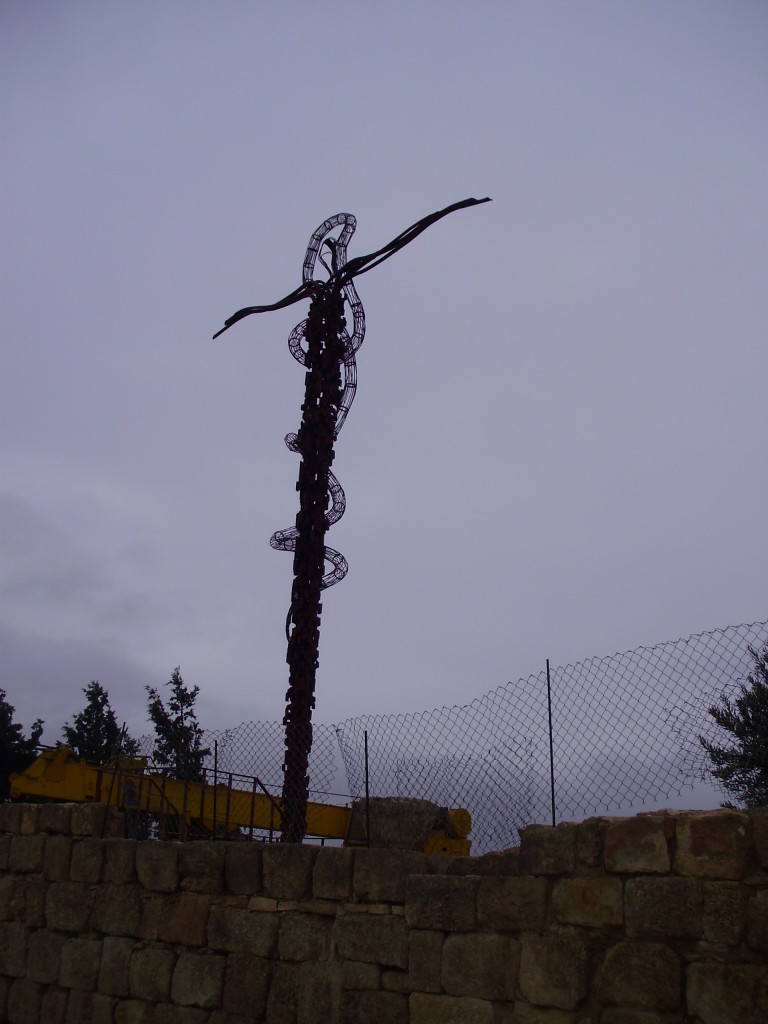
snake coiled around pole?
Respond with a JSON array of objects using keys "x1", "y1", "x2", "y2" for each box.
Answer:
[{"x1": 269, "y1": 214, "x2": 365, "y2": 613}]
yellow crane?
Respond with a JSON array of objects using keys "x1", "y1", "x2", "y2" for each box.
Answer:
[{"x1": 10, "y1": 747, "x2": 471, "y2": 856}]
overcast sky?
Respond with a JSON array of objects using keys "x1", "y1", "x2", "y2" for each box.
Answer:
[{"x1": 2, "y1": 2, "x2": 766, "y2": 754}]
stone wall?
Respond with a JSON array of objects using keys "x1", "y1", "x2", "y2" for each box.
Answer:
[{"x1": 0, "y1": 802, "x2": 766, "y2": 1023}]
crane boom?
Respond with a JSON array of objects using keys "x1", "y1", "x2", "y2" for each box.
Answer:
[{"x1": 9, "y1": 747, "x2": 471, "y2": 855}]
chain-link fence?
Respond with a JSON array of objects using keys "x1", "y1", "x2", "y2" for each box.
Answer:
[
  {"x1": 136, "y1": 721, "x2": 343, "y2": 801},
  {"x1": 137, "y1": 619, "x2": 768, "y2": 853}
]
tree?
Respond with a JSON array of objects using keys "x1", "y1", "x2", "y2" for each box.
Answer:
[
  {"x1": 146, "y1": 668, "x2": 210, "y2": 782},
  {"x1": 0, "y1": 690, "x2": 43, "y2": 800},
  {"x1": 62, "y1": 681, "x2": 139, "y2": 764},
  {"x1": 700, "y1": 642, "x2": 768, "y2": 808}
]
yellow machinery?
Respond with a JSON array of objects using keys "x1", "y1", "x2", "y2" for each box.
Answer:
[{"x1": 10, "y1": 747, "x2": 471, "y2": 856}]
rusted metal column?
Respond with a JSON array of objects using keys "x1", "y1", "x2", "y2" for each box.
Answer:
[{"x1": 280, "y1": 286, "x2": 345, "y2": 842}]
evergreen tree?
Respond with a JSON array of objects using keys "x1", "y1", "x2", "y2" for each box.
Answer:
[
  {"x1": 700, "y1": 642, "x2": 768, "y2": 808},
  {"x1": 0, "y1": 690, "x2": 43, "y2": 800},
  {"x1": 62, "y1": 681, "x2": 139, "y2": 763},
  {"x1": 146, "y1": 668, "x2": 210, "y2": 782}
]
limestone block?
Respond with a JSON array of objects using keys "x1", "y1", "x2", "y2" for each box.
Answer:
[
  {"x1": 752, "y1": 809, "x2": 768, "y2": 870},
  {"x1": 334, "y1": 913, "x2": 409, "y2": 968},
  {"x1": 687, "y1": 962, "x2": 768, "y2": 1024},
  {"x1": 27, "y1": 928, "x2": 66, "y2": 984},
  {"x1": 674, "y1": 810, "x2": 750, "y2": 879},
  {"x1": 99, "y1": 935, "x2": 136, "y2": 996},
  {"x1": 0, "y1": 977, "x2": 7, "y2": 1021},
  {"x1": 19, "y1": 804, "x2": 40, "y2": 836},
  {"x1": 576, "y1": 817, "x2": 614, "y2": 870},
  {"x1": 129, "y1": 942, "x2": 176, "y2": 1001},
  {"x1": 135, "y1": 840, "x2": 179, "y2": 892},
  {"x1": 114, "y1": 998, "x2": 153, "y2": 1024},
  {"x1": 381, "y1": 968, "x2": 411, "y2": 993},
  {"x1": 39, "y1": 803, "x2": 72, "y2": 834},
  {"x1": 342, "y1": 960, "x2": 381, "y2": 990},
  {"x1": 478, "y1": 875, "x2": 549, "y2": 931},
  {"x1": 82, "y1": 988, "x2": 112, "y2": 1023},
  {"x1": 23, "y1": 876, "x2": 46, "y2": 927},
  {"x1": 104, "y1": 806, "x2": 126, "y2": 837},
  {"x1": 278, "y1": 911, "x2": 332, "y2": 961},
  {"x1": 341, "y1": 989, "x2": 409, "y2": 1024},
  {"x1": 597, "y1": 942, "x2": 681, "y2": 1010},
  {"x1": 313, "y1": 846, "x2": 354, "y2": 899},
  {"x1": 353, "y1": 848, "x2": 426, "y2": 904},
  {"x1": 405, "y1": 874, "x2": 478, "y2": 931},
  {"x1": 208, "y1": 904, "x2": 278, "y2": 957},
  {"x1": 552, "y1": 877, "x2": 623, "y2": 928},
  {"x1": 348, "y1": 797, "x2": 441, "y2": 851},
  {"x1": 624, "y1": 877, "x2": 703, "y2": 939},
  {"x1": 224, "y1": 841, "x2": 263, "y2": 895},
  {"x1": 703, "y1": 881, "x2": 745, "y2": 945},
  {"x1": 447, "y1": 849, "x2": 520, "y2": 876},
  {"x1": 180, "y1": 840, "x2": 225, "y2": 892},
  {"x1": 103, "y1": 839, "x2": 137, "y2": 884},
  {"x1": 442, "y1": 932, "x2": 519, "y2": 1001},
  {"x1": 7, "y1": 978, "x2": 41, "y2": 1024},
  {"x1": 89, "y1": 992, "x2": 118, "y2": 1024},
  {"x1": 519, "y1": 824, "x2": 577, "y2": 875},
  {"x1": 71, "y1": 801, "x2": 107, "y2": 836},
  {"x1": 45, "y1": 835, "x2": 73, "y2": 881},
  {"x1": 70, "y1": 837, "x2": 104, "y2": 883},
  {"x1": 59, "y1": 936, "x2": 102, "y2": 989},
  {"x1": 0, "y1": 876, "x2": 26, "y2": 921},
  {"x1": 408, "y1": 929, "x2": 443, "y2": 994},
  {"x1": 263, "y1": 843, "x2": 318, "y2": 900},
  {"x1": 409, "y1": 992, "x2": 495, "y2": 1024},
  {"x1": 604, "y1": 817, "x2": 670, "y2": 874},
  {"x1": 296, "y1": 962, "x2": 341, "y2": 1024},
  {"x1": 0, "y1": 804, "x2": 21, "y2": 834},
  {"x1": 266, "y1": 961, "x2": 299, "y2": 1023},
  {"x1": 45, "y1": 881, "x2": 94, "y2": 932},
  {"x1": 423, "y1": 856, "x2": 454, "y2": 872},
  {"x1": 509, "y1": 1004, "x2": 579, "y2": 1024},
  {"x1": 0, "y1": 921, "x2": 27, "y2": 977},
  {"x1": 0, "y1": 835, "x2": 10, "y2": 871},
  {"x1": 138, "y1": 893, "x2": 166, "y2": 940},
  {"x1": 222, "y1": 953, "x2": 271, "y2": 1016},
  {"x1": 40, "y1": 986, "x2": 68, "y2": 1023},
  {"x1": 747, "y1": 887, "x2": 768, "y2": 953},
  {"x1": 171, "y1": 950, "x2": 225, "y2": 1009},
  {"x1": 91, "y1": 883, "x2": 143, "y2": 937},
  {"x1": 157, "y1": 892, "x2": 211, "y2": 947},
  {"x1": 519, "y1": 935, "x2": 588, "y2": 1010},
  {"x1": 8, "y1": 834, "x2": 45, "y2": 873},
  {"x1": 39, "y1": 802, "x2": 73, "y2": 834},
  {"x1": 64, "y1": 990, "x2": 89, "y2": 1022}
]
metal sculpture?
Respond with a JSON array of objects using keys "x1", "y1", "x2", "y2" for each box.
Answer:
[{"x1": 215, "y1": 197, "x2": 490, "y2": 842}]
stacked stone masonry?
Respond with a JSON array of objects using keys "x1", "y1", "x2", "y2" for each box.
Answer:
[{"x1": 0, "y1": 802, "x2": 766, "y2": 1023}]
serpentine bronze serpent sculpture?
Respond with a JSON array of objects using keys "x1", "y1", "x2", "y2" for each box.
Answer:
[{"x1": 215, "y1": 197, "x2": 490, "y2": 842}]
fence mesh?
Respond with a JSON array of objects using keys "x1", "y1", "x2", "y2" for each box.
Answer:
[
  {"x1": 136, "y1": 721, "x2": 343, "y2": 802},
  {"x1": 136, "y1": 619, "x2": 768, "y2": 853}
]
